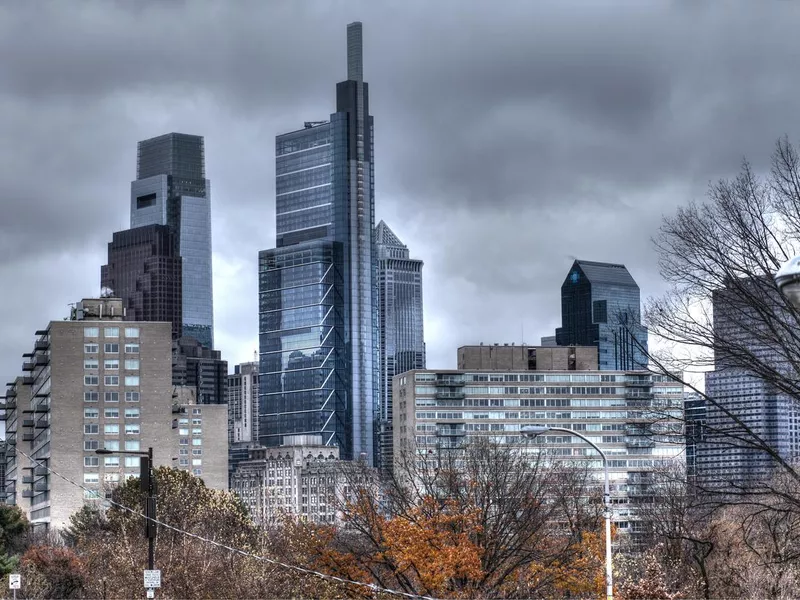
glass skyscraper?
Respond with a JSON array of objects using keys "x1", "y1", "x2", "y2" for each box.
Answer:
[
  {"x1": 555, "y1": 260, "x2": 648, "y2": 370},
  {"x1": 375, "y1": 221, "x2": 425, "y2": 471},
  {"x1": 259, "y1": 22, "x2": 378, "y2": 463},
  {"x1": 130, "y1": 133, "x2": 214, "y2": 349}
]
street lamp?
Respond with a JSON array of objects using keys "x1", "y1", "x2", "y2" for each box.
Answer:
[
  {"x1": 521, "y1": 425, "x2": 614, "y2": 600},
  {"x1": 96, "y1": 447, "x2": 156, "y2": 575},
  {"x1": 775, "y1": 255, "x2": 800, "y2": 308}
]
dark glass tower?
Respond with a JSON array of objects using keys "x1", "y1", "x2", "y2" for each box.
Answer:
[
  {"x1": 375, "y1": 221, "x2": 425, "y2": 472},
  {"x1": 130, "y1": 133, "x2": 214, "y2": 349},
  {"x1": 555, "y1": 260, "x2": 648, "y2": 370},
  {"x1": 100, "y1": 224, "x2": 183, "y2": 339},
  {"x1": 259, "y1": 22, "x2": 378, "y2": 463}
]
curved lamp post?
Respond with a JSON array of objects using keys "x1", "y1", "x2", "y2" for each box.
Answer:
[{"x1": 521, "y1": 425, "x2": 613, "y2": 600}]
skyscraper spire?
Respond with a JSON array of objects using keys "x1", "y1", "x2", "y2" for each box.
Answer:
[{"x1": 347, "y1": 21, "x2": 363, "y2": 82}]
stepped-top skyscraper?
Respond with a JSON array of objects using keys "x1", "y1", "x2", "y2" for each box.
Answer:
[
  {"x1": 375, "y1": 221, "x2": 425, "y2": 471},
  {"x1": 555, "y1": 260, "x2": 648, "y2": 370},
  {"x1": 259, "y1": 22, "x2": 378, "y2": 463},
  {"x1": 129, "y1": 132, "x2": 214, "y2": 349}
]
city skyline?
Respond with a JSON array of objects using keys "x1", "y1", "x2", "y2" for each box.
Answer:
[{"x1": 2, "y1": 2, "x2": 800, "y2": 384}]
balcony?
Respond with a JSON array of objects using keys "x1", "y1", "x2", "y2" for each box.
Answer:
[
  {"x1": 625, "y1": 377, "x2": 653, "y2": 387},
  {"x1": 3, "y1": 398, "x2": 16, "y2": 410},
  {"x1": 5, "y1": 388, "x2": 16, "y2": 398},
  {"x1": 22, "y1": 419, "x2": 34, "y2": 428},
  {"x1": 21, "y1": 377, "x2": 34, "y2": 386},
  {"x1": 22, "y1": 433, "x2": 33, "y2": 442},
  {"x1": 22, "y1": 476, "x2": 33, "y2": 484},
  {"x1": 21, "y1": 490, "x2": 33, "y2": 499},
  {"x1": 33, "y1": 482, "x2": 48, "y2": 493},
  {"x1": 6, "y1": 433, "x2": 16, "y2": 445},
  {"x1": 436, "y1": 378, "x2": 465, "y2": 387},
  {"x1": 33, "y1": 403, "x2": 49, "y2": 413},
  {"x1": 21, "y1": 362, "x2": 35, "y2": 372},
  {"x1": 34, "y1": 419, "x2": 48, "y2": 429},
  {"x1": 34, "y1": 466, "x2": 48, "y2": 477},
  {"x1": 435, "y1": 391, "x2": 465, "y2": 400},
  {"x1": 35, "y1": 355, "x2": 49, "y2": 366},
  {"x1": 34, "y1": 340, "x2": 49, "y2": 351}
]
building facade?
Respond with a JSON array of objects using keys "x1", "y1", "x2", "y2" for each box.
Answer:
[
  {"x1": 375, "y1": 221, "x2": 425, "y2": 472},
  {"x1": 228, "y1": 362, "x2": 260, "y2": 483},
  {"x1": 2, "y1": 298, "x2": 226, "y2": 530},
  {"x1": 130, "y1": 132, "x2": 214, "y2": 349},
  {"x1": 100, "y1": 224, "x2": 183, "y2": 340},
  {"x1": 172, "y1": 337, "x2": 227, "y2": 405},
  {"x1": 392, "y1": 368, "x2": 684, "y2": 535},
  {"x1": 555, "y1": 260, "x2": 648, "y2": 371},
  {"x1": 458, "y1": 344, "x2": 598, "y2": 371},
  {"x1": 259, "y1": 22, "x2": 379, "y2": 464},
  {"x1": 231, "y1": 435, "x2": 342, "y2": 525}
]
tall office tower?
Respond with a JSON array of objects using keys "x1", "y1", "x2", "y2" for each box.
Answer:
[
  {"x1": 697, "y1": 279, "x2": 800, "y2": 489},
  {"x1": 171, "y1": 337, "x2": 227, "y2": 405},
  {"x1": 259, "y1": 22, "x2": 378, "y2": 463},
  {"x1": 555, "y1": 260, "x2": 648, "y2": 370},
  {"x1": 227, "y1": 361, "x2": 259, "y2": 483},
  {"x1": 2, "y1": 298, "x2": 227, "y2": 532},
  {"x1": 101, "y1": 224, "x2": 183, "y2": 340},
  {"x1": 130, "y1": 133, "x2": 214, "y2": 349},
  {"x1": 375, "y1": 221, "x2": 425, "y2": 472}
]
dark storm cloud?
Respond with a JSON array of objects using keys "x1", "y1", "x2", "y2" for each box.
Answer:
[{"x1": 1, "y1": 0, "x2": 799, "y2": 379}]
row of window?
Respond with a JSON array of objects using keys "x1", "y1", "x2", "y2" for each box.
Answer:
[
  {"x1": 84, "y1": 408, "x2": 139, "y2": 418},
  {"x1": 84, "y1": 359, "x2": 139, "y2": 370},
  {"x1": 85, "y1": 343, "x2": 139, "y2": 354},
  {"x1": 84, "y1": 376, "x2": 140, "y2": 386},
  {"x1": 85, "y1": 456, "x2": 143, "y2": 467},
  {"x1": 85, "y1": 391, "x2": 139, "y2": 402},
  {"x1": 176, "y1": 428, "x2": 203, "y2": 435},
  {"x1": 84, "y1": 440, "x2": 139, "y2": 451},
  {"x1": 84, "y1": 424, "x2": 140, "y2": 435},
  {"x1": 177, "y1": 418, "x2": 203, "y2": 425},
  {"x1": 179, "y1": 438, "x2": 203, "y2": 446},
  {"x1": 84, "y1": 327, "x2": 139, "y2": 338}
]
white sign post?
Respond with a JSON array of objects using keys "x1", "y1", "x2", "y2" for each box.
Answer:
[
  {"x1": 9, "y1": 573, "x2": 20, "y2": 600},
  {"x1": 144, "y1": 569, "x2": 160, "y2": 598}
]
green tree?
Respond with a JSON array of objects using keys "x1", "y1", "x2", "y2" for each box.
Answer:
[{"x1": 0, "y1": 505, "x2": 28, "y2": 555}]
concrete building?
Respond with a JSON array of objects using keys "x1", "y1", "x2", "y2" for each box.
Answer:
[
  {"x1": 227, "y1": 361, "x2": 260, "y2": 483},
  {"x1": 230, "y1": 435, "x2": 342, "y2": 525},
  {"x1": 3, "y1": 298, "x2": 226, "y2": 531},
  {"x1": 392, "y1": 367, "x2": 684, "y2": 535},
  {"x1": 458, "y1": 344, "x2": 598, "y2": 372}
]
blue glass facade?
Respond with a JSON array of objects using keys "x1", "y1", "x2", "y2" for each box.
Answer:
[
  {"x1": 375, "y1": 221, "x2": 425, "y2": 471},
  {"x1": 555, "y1": 260, "x2": 648, "y2": 370},
  {"x1": 259, "y1": 22, "x2": 378, "y2": 463},
  {"x1": 130, "y1": 133, "x2": 214, "y2": 349}
]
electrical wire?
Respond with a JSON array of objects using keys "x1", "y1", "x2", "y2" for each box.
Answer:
[{"x1": 13, "y1": 447, "x2": 438, "y2": 600}]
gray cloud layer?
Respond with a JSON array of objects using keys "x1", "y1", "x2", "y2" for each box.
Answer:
[{"x1": 1, "y1": 0, "x2": 799, "y2": 381}]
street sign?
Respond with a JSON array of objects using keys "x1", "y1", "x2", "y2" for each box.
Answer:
[
  {"x1": 8, "y1": 574, "x2": 20, "y2": 590},
  {"x1": 143, "y1": 570, "x2": 161, "y2": 589},
  {"x1": 146, "y1": 589, "x2": 155, "y2": 599}
]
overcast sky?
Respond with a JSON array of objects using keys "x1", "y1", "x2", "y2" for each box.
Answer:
[{"x1": 1, "y1": 0, "x2": 799, "y2": 383}]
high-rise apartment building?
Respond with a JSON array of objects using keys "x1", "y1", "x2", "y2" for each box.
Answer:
[
  {"x1": 1, "y1": 298, "x2": 226, "y2": 531},
  {"x1": 555, "y1": 260, "x2": 648, "y2": 371},
  {"x1": 101, "y1": 224, "x2": 183, "y2": 340},
  {"x1": 259, "y1": 22, "x2": 378, "y2": 463},
  {"x1": 227, "y1": 362, "x2": 260, "y2": 483},
  {"x1": 393, "y1": 366, "x2": 684, "y2": 536},
  {"x1": 375, "y1": 221, "x2": 425, "y2": 472},
  {"x1": 130, "y1": 133, "x2": 214, "y2": 349}
]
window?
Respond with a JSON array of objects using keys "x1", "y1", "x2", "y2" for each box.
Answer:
[
  {"x1": 84, "y1": 359, "x2": 98, "y2": 370},
  {"x1": 104, "y1": 343, "x2": 119, "y2": 353},
  {"x1": 84, "y1": 440, "x2": 99, "y2": 451},
  {"x1": 84, "y1": 343, "x2": 98, "y2": 354},
  {"x1": 124, "y1": 376, "x2": 140, "y2": 386},
  {"x1": 125, "y1": 327, "x2": 139, "y2": 338},
  {"x1": 104, "y1": 457, "x2": 119, "y2": 467},
  {"x1": 179, "y1": 438, "x2": 189, "y2": 446},
  {"x1": 179, "y1": 448, "x2": 189, "y2": 455},
  {"x1": 84, "y1": 456, "x2": 99, "y2": 467},
  {"x1": 84, "y1": 473, "x2": 100, "y2": 484},
  {"x1": 104, "y1": 327, "x2": 119, "y2": 338},
  {"x1": 179, "y1": 458, "x2": 189, "y2": 466},
  {"x1": 125, "y1": 408, "x2": 139, "y2": 418},
  {"x1": 593, "y1": 300, "x2": 608, "y2": 324},
  {"x1": 125, "y1": 440, "x2": 140, "y2": 451},
  {"x1": 179, "y1": 428, "x2": 189, "y2": 436},
  {"x1": 105, "y1": 392, "x2": 119, "y2": 403},
  {"x1": 84, "y1": 376, "x2": 98, "y2": 386},
  {"x1": 125, "y1": 473, "x2": 138, "y2": 480},
  {"x1": 192, "y1": 408, "x2": 202, "y2": 415},
  {"x1": 104, "y1": 473, "x2": 120, "y2": 483},
  {"x1": 124, "y1": 359, "x2": 139, "y2": 370},
  {"x1": 84, "y1": 392, "x2": 98, "y2": 403},
  {"x1": 125, "y1": 392, "x2": 140, "y2": 402},
  {"x1": 125, "y1": 424, "x2": 140, "y2": 435},
  {"x1": 179, "y1": 418, "x2": 189, "y2": 425},
  {"x1": 192, "y1": 439, "x2": 202, "y2": 446},
  {"x1": 104, "y1": 376, "x2": 119, "y2": 386},
  {"x1": 192, "y1": 449, "x2": 202, "y2": 456},
  {"x1": 84, "y1": 424, "x2": 98, "y2": 434},
  {"x1": 125, "y1": 344, "x2": 139, "y2": 354},
  {"x1": 192, "y1": 459, "x2": 202, "y2": 466},
  {"x1": 84, "y1": 327, "x2": 99, "y2": 338},
  {"x1": 192, "y1": 428, "x2": 202, "y2": 435},
  {"x1": 104, "y1": 424, "x2": 119, "y2": 435},
  {"x1": 104, "y1": 408, "x2": 119, "y2": 419},
  {"x1": 84, "y1": 408, "x2": 99, "y2": 419},
  {"x1": 84, "y1": 489, "x2": 100, "y2": 499},
  {"x1": 193, "y1": 468, "x2": 202, "y2": 476},
  {"x1": 104, "y1": 440, "x2": 119, "y2": 451},
  {"x1": 104, "y1": 359, "x2": 119, "y2": 370},
  {"x1": 124, "y1": 456, "x2": 140, "y2": 468}
]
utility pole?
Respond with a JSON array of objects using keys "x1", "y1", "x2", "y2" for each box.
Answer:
[{"x1": 141, "y1": 447, "x2": 156, "y2": 572}]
